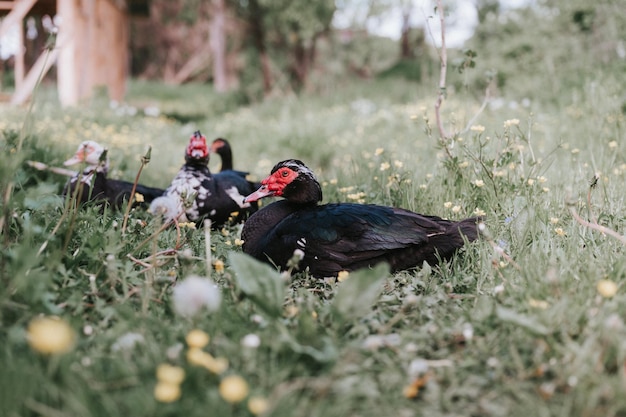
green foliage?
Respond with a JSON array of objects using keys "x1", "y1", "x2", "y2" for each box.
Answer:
[{"x1": 2, "y1": 22, "x2": 626, "y2": 414}]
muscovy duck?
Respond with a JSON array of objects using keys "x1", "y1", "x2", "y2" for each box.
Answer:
[
  {"x1": 160, "y1": 131, "x2": 259, "y2": 227},
  {"x1": 210, "y1": 138, "x2": 233, "y2": 172},
  {"x1": 242, "y1": 159, "x2": 481, "y2": 277},
  {"x1": 62, "y1": 141, "x2": 165, "y2": 210}
]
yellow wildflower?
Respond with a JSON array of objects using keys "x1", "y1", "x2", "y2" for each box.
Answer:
[
  {"x1": 248, "y1": 396, "x2": 270, "y2": 415},
  {"x1": 27, "y1": 316, "x2": 75, "y2": 355},
  {"x1": 503, "y1": 118, "x2": 520, "y2": 128},
  {"x1": 154, "y1": 381, "x2": 181, "y2": 403},
  {"x1": 452, "y1": 205, "x2": 462, "y2": 214},
  {"x1": 214, "y1": 259, "x2": 225, "y2": 274},
  {"x1": 156, "y1": 364, "x2": 185, "y2": 385},
  {"x1": 375, "y1": 148, "x2": 384, "y2": 156},
  {"x1": 470, "y1": 125, "x2": 485, "y2": 133},
  {"x1": 380, "y1": 162, "x2": 390, "y2": 171},
  {"x1": 474, "y1": 208, "x2": 486, "y2": 216},
  {"x1": 597, "y1": 280, "x2": 618, "y2": 298},
  {"x1": 608, "y1": 141, "x2": 618, "y2": 148},
  {"x1": 443, "y1": 201, "x2": 453, "y2": 209},
  {"x1": 134, "y1": 193, "x2": 145, "y2": 203},
  {"x1": 186, "y1": 329, "x2": 210, "y2": 348},
  {"x1": 473, "y1": 179, "x2": 485, "y2": 187},
  {"x1": 549, "y1": 217, "x2": 559, "y2": 224},
  {"x1": 554, "y1": 228, "x2": 565, "y2": 236},
  {"x1": 235, "y1": 238, "x2": 244, "y2": 246},
  {"x1": 219, "y1": 375, "x2": 249, "y2": 403},
  {"x1": 337, "y1": 271, "x2": 350, "y2": 282}
]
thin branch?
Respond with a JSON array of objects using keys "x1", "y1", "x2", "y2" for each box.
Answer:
[
  {"x1": 122, "y1": 146, "x2": 152, "y2": 235},
  {"x1": 434, "y1": 0, "x2": 449, "y2": 142}
]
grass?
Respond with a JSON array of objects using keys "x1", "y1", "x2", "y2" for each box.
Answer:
[{"x1": 1, "y1": 72, "x2": 626, "y2": 417}]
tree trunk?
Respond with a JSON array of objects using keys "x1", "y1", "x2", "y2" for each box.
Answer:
[
  {"x1": 400, "y1": 5, "x2": 413, "y2": 59},
  {"x1": 248, "y1": 0, "x2": 272, "y2": 94},
  {"x1": 210, "y1": 0, "x2": 228, "y2": 92}
]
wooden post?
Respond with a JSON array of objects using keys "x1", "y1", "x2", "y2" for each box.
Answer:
[
  {"x1": 56, "y1": 0, "x2": 128, "y2": 106},
  {"x1": 14, "y1": 15, "x2": 25, "y2": 91},
  {"x1": 56, "y1": 0, "x2": 81, "y2": 106}
]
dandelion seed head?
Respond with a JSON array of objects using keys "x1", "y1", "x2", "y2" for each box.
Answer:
[{"x1": 172, "y1": 275, "x2": 221, "y2": 317}]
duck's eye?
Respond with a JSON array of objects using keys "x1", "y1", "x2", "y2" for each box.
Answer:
[{"x1": 281, "y1": 169, "x2": 289, "y2": 177}]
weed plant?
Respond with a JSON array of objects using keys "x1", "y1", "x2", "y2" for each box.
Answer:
[{"x1": 1, "y1": 72, "x2": 626, "y2": 417}]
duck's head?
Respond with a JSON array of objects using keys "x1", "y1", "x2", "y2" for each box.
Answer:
[
  {"x1": 64, "y1": 141, "x2": 108, "y2": 172},
  {"x1": 185, "y1": 131, "x2": 210, "y2": 165},
  {"x1": 244, "y1": 159, "x2": 322, "y2": 205},
  {"x1": 210, "y1": 137, "x2": 230, "y2": 155}
]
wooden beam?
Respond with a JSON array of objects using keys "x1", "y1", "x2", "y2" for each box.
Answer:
[
  {"x1": 0, "y1": 0, "x2": 35, "y2": 38},
  {"x1": 10, "y1": 38, "x2": 59, "y2": 105},
  {"x1": 14, "y1": 14, "x2": 24, "y2": 90},
  {"x1": 56, "y1": 0, "x2": 80, "y2": 106}
]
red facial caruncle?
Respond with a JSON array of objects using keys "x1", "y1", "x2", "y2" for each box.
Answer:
[
  {"x1": 261, "y1": 167, "x2": 298, "y2": 196},
  {"x1": 186, "y1": 131, "x2": 209, "y2": 159}
]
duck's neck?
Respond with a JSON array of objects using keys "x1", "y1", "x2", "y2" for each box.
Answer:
[{"x1": 242, "y1": 200, "x2": 301, "y2": 257}]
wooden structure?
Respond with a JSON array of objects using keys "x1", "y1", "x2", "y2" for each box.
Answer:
[{"x1": 0, "y1": 0, "x2": 147, "y2": 106}]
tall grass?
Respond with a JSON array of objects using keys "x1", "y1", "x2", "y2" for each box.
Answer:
[{"x1": 1, "y1": 71, "x2": 626, "y2": 416}]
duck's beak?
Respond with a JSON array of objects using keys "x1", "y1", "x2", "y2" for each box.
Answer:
[
  {"x1": 63, "y1": 152, "x2": 84, "y2": 166},
  {"x1": 244, "y1": 185, "x2": 274, "y2": 203}
]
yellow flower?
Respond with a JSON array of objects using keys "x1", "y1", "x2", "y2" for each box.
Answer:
[
  {"x1": 179, "y1": 222, "x2": 197, "y2": 229},
  {"x1": 503, "y1": 118, "x2": 520, "y2": 128},
  {"x1": 154, "y1": 381, "x2": 181, "y2": 403},
  {"x1": 186, "y1": 329, "x2": 210, "y2": 348},
  {"x1": 527, "y1": 178, "x2": 535, "y2": 186},
  {"x1": 597, "y1": 280, "x2": 618, "y2": 298},
  {"x1": 394, "y1": 160, "x2": 404, "y2": 168},
  {"x1": 248, "y1": 396, "x2": 270, "y2": 415},
  {"x1": 571, "y1": 148, "x2": 580, "y2": 154},
  {"x1": 554, "y1": 228, "x2": 565, "y2": 236},
  {"x1": 329, "y1": 178, "x2": 338, "y2": 185},
  {"x1": 337, "y1": 270, "x2": 350, "y2": 282},
  {"x1": 380, "y1": 162, "x2": 390, "y2": 171},
  {"x1": 219, "y1": 375, "x2": 249, "y2": 403},
  {"x1": 452, "y1": 205, "x2": 461, "y2": 214},
  {"x1": 134, "y1": 193, "x2": 145, "y2": 203},
  {"x1": 550, "y1": 217, "x2": 559, "y2": 224},
  {"x1": 235, "y1": 239, "x2": 244, "y2": 246},
  {"x1": 458, "y1": 161, "x2": 469, "y2": 169},
  {"x1": 542, "y1": 187, "x2": 550, "y2": 193},
  {"x1": 443, "y1": 201, "x2": 453, "y2": 209},
  {"x1": 528, "y1": 298, "x2": 549, "y2": 309},
  {"x1": 156, "y1": 364, "x2": 185, "y2": 385},
  {"x1": 474, "y1": 208, "x2": 486, "y2": 216},
  {"x1": 470, "y1": 125, "x2": 485, "y2": 133},
  {"x1": 537, "y1": 176, "x2": 547, "y2": 183},
  {"x1": 213, "y1": 259, "x2": 225, "y2": 274},
  {"x1": 221, "y1": 229, "x2": 230, "y2": 236},
  {"x1": 187, "y1": 348, "x2": 228, "y2": 374},
  {"x1": 608, "y1": 141, "x2": 618, "y2": 148},
  {"x1": 473, "y1": 179, "x2": 484, "y2": 187},
  {"x1": 375, "y1": 148, "x2": 384, "y2": 156},
  {"x1": 27, "y1": 316, "x2": 75, "y2": 355}
]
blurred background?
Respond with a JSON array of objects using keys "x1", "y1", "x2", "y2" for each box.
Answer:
[{"x1": 0, "y1": 0, "x2": 623, "y2": 107}]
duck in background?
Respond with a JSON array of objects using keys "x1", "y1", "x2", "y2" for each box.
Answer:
[
  {"x1": 158, "y1": 131, "x2": 259, "y2": 227},
  {"x1": 242, "y1": 159, "x2": 481, "y2": 277},
  {"x1": 62, "y1": 141, "x2": 164, "y2": 210}
]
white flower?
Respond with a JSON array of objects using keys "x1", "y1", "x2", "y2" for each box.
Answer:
[
  {"x1": 111, "y1": 332, "x2": 145, "y2": 352},
  {"x1": 149, "y1": 196, "x2": 186, "y2": 222},
  {"x1": 241, "y1": 333, "x2": 261, "y2": 349},
  {"x1": 172, "y1": 275, "x2": 221, "y2": 317}
]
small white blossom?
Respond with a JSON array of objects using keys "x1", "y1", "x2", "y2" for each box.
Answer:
[
  {"x1": 241, "y1": 334, "x2": 261, "y2": 349},
  {"x1": 172, "y1": 275, "x2": 221, "y2": 317},
  {"x1": 111, "y1": 332, "x2": 145, "y2": 352}
]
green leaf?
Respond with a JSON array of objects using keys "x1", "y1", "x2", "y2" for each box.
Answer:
[
  {"x1": 229, "y1": 252, "x2": 285, "y2": 319},
  {"x1": 496, "y1": 306, "x2": 549, "y2": 335},
  {"x1": 331, "y1": 263, "x2": 389, "y2": 325}
]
